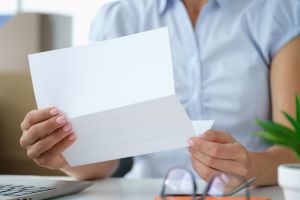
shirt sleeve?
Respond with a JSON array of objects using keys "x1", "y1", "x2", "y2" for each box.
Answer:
[
  {"x1": 88, "y1": 1, "x2": 138, "y2": 42},
  {"x1": 269, "y1": 0, "x2": 300, "y2": 57}
]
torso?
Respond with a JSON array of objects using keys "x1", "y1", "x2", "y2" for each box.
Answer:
[{"x1": 89, "y1": 0, "x2": 300, "y2": 178}]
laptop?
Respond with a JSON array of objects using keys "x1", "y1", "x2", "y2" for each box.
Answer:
[{"x1": 0, "y1": 176, "x2": 92, "y2": 200}]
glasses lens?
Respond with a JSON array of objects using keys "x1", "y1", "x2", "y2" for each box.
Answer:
[
  {"x1": 164, "y1": 168, "x2": 195, "y2": 195},
  {"x1": 205, "y1": 173, "x2": 247, "y2": 197}
]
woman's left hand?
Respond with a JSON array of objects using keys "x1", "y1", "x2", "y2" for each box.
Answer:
[{"x1": 188, "y1": 130, "x2": 255, "y2": 181}]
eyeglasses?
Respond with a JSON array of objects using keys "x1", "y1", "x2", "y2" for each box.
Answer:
[{"x1": 159, "y1": 167, "x2": 256, "y2": 200}]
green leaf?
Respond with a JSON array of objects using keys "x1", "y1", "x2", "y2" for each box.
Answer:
[
  {"x1": 254, "y1": 95, "x2": 300, "y2": 156},
  {"x1": 256, "y1": 119, "x2": 297, "y2": 140},
  {"x1": 295, "y1": 149, "x2": 300, "y2": 161},
  {"x1": 254, "y1": 131, "x2": 295, "y2": 147},
  {"x1": 293, "y1": 143, "x2": 300, "y2": 160},
  {"x1": 282, "y1": 111, "x2": 300, "y2": 133},
  {"x1": 296, "y1": 95, "x2": 300, "y2": 123}
]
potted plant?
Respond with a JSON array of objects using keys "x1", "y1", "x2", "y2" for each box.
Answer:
[{"x1": 255, "y1": 95, "x2": 300, "y2": 200}]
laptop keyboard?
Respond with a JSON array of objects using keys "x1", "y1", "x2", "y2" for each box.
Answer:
[{"x1": 0, "y1": 184, "x2": 56, "y2": 197}]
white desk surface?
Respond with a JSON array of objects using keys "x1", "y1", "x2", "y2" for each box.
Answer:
[{"x1": 0, "y1": 175, "x2": 283, "y2": 200}]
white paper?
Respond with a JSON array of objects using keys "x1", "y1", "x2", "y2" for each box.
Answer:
[
  {"x1": 28, "y1": 27, "x2": 214, "y2": 166},
  {"x1": 192, "y1": 120, "x2": 215, "y2": 136},
  {"x1": 29, "y1": 28, "x2": 175, "y2": 118}
]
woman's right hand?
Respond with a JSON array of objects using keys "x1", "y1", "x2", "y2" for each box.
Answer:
[{"x1": 20, "y1": 107, "x2": 76, "y2": 170}]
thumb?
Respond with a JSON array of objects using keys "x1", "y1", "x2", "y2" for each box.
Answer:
[{"x1": 199, "y1": 130, "x2": 236, "y2": 144}]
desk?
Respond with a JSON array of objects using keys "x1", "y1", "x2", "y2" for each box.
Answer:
[{"x1": 0, "y1": 176, "x2": 283, "y2": 200}]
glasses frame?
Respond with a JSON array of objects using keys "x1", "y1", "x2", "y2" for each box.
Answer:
[
  {"x1": 160, "y1": 167, "x2": 198, "y2": 200},
  {"x1": 160, "y1": 167, "x2": 256, "y2": 200}
]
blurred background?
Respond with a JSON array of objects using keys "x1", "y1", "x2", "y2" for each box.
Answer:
[
  {"x1": 0, "y1": 0, "x2": 111, "y2": 176},
  {"x1": 1, "y1": 0, "x2": 112, "y2": 45}
]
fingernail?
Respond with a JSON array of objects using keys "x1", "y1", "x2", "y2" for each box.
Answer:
[
  {"x1": 69, "y1": 133, "x2": 77, "y2": 141},
  {"x1": 188, "y1": 139, "x2": 194, "y2": 147},
  {"x1": 56, "y1": 116, "x2": 66, "y2": 124},
  {"x1": 50, "y1": 108, "x2": 59, "y2": 115},
  {"x1": 63, "y1": 123, "x2": 72, "y2": 132}
]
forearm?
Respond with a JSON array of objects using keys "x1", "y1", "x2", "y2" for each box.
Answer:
[
  {"x1": 60, "y1": 160, "x2": 120, "y2": 180},
  {"x1": 250, "y1": 145, "x2": 299, "y2": 186}
]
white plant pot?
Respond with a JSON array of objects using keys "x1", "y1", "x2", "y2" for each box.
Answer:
[{"x1": 278, "y1": 164, "x2": 300, "y2": 200}]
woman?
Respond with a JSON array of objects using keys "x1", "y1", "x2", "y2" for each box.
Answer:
[{"x1": 20, "y1": 0, "x2": 300, "y2": 186}]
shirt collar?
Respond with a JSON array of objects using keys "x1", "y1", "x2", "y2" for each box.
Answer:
[
  {"x1": 216, "y1": 0, "x2": 232, "y2": 8},
  {"x1": 215, "y1": 0, "x2": 236, "y2": 10},
  {"x1": 158, "y1": 0, "x2": 234, "y2": 15}
]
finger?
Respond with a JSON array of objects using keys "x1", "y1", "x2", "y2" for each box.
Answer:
[
  {"x1": 189, "y1": 137, "x2": 240, "y2": 159},
  {"x1": 36, "y1": 134, "x2": 76, "y2": 169},
  {"x1": 21, "y1": 107, "x2": 60, "y2": 131},
  {"x1": 200, "y1": 130, "x2": 236, "y2": 143},
  {"x1": 191, "y1": 157, "x2": 220, "y2": 182},
  {"x1": 27, "y1": 124, "x2": 73, "y2": 159},
  {"x1": 20, "y1": 115, "x2": 68, "y2": 147},
  {"x1": 189, "y1": 148, "x2": 247, "y2": 177},
  {"x1": 34, "y1": 156, "x2": 67, "y2": 170}
]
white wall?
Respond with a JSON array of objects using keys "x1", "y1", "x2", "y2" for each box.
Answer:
[
  {"x1": 0, "y1": 0, "x2": 16, "y2": 13},
  {"x1": 0, "y1": 0, "x2": 112, "y2": 45}
]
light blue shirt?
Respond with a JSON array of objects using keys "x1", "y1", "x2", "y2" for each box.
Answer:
[{"x1": 89, "y1": 0, "x2": 300, "y2": 178}]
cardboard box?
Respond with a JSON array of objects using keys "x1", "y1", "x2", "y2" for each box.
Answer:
[{"x1": 0, "y1": 13, "x2": 72, "y2": 175}]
